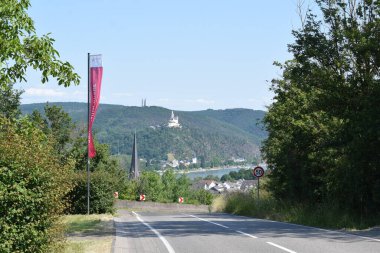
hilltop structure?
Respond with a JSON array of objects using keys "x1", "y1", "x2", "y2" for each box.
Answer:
[
  {"x1": 141, "y1": 99, "x2": 147, "y2": 107},
  {"x1": 168, "y1": 111, "x2": 181, "y2": 128},
  {"x1": 129, "y1": 133, "x2": 140, "y2": 179}
]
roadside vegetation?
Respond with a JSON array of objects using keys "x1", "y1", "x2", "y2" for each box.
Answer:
[
  {"x1": 212, "y1": 179, "x2": 379, "y2": 229},
  {"x1": 121, "y1": 170, "x2": 214, "y2": 205},
  {"x1": 63, "y1": 214, "x2": 114, "y2": 253}
]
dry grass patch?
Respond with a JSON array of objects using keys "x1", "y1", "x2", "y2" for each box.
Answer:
[{"x1": 62, "y1": 214, "x2": 114, "y2": 253}]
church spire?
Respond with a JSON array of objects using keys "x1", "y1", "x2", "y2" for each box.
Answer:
[{"x1": 129, "y1": 132, "x2": 139, "y2": 179}]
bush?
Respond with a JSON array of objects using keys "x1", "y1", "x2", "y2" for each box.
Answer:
[
  {"x1": 192, "y1": 189, "x2": 214, "y2": 205},
  {"x1": 137, "y1": 171, "x2": 163, "y2": 201},
  {"x1": 66, "y1": 170, "x2": 120, "y2": 214},
  {"x1": 0, "y1": 117, "x2": 74, "y2": 252}
]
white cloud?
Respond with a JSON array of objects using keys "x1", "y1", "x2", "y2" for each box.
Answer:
[{"x1": 25, "y1": 88, "x2": 66, "y2": 97}]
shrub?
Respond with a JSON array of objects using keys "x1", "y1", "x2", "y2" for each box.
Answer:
[
  {"x1": 66, "y1": 170, "x2": 120, "y2": 214},
  {"x1": 192, "y1": 189, "x2": 214, "y2": 205},
  {"x1": 0, "y1": 117, "x2": 74, "y2": 252},
  {"x1": 137, "y1": 171, "x2": 163, "y2": 201}
]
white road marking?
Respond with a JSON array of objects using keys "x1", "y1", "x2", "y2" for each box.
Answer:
[
  {"x1": 236, "y1": 230, "x2": 258, "y2": 239},
  {"x1": 188, "y1": 214, "x2": 229, "y2": 228},
  {"x1": 266, "y1": 242, "x2": 297, "y2": 253},
  {"x1": 132, "y1": 211, "x2": 175, "y2": 253},
  {"x1": 220, "y1": 213, "x2": 380, "y2": 243}
]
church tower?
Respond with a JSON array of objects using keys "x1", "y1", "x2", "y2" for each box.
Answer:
[{"x1": 129, "y1": 133, "x2": 139, "y2": 179}]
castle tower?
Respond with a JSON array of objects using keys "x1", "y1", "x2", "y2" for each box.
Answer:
[{"x1": 168, "y1": 111, "x2": 181, "y2": 128}]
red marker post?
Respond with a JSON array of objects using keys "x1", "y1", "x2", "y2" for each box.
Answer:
[{"x1": 252, "y1": 166, "x2": 264, "y2": 201}]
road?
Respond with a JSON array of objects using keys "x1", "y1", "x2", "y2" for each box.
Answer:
[{"x1": 113, "y1": 210, "x2": 380, "y2": 253}]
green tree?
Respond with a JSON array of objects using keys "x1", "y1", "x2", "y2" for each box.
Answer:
[
  {"x1": 174, "y1": 174, "x2": 191, "y2": 200},
  {"x1": 0, "y1": 83, "x2": 23, "y2": 119},
  {"x1": 28, "y1": 110, "x2": 49, "y2": 134},
  {"x1": 161, "y1": 169, "x2": 176, "y2": 201},
  {"x1": 263, "y1": 0, "x2": 380, "y2": 216},
  {"x1": 44, "y1": 104, "x2": 75, "y2": 154},
  {"x1": 0, "y1": 0, "x2": 80, "y2": 88},
  {"x1": 137, "y1": 171, "x2": 163, "y2": 201}
]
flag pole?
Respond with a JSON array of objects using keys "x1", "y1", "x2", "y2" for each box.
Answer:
[{"x1": 87, "y1": 53, "x2": 90, "y2": 215}]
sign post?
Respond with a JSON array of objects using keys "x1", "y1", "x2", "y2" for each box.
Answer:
[{"x1": 252, "y1": 166, "x2": 264, "y2": 201}]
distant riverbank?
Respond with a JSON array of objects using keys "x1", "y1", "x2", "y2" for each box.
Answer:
[
  {"x1": 158, "y1": 166, "x2": 251, "y2": 180},
  {"x1": 158, "y1": 164, "x2": 267, "y2": 180}
]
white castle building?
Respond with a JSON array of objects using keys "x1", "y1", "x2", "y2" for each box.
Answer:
[{"x1": 168, "y1": 111, "x2": 181, "y2": 128}]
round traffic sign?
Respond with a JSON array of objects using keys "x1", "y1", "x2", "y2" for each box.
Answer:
[{"x1": 252, "y1": 166, "x2": 264, "y2": 178}]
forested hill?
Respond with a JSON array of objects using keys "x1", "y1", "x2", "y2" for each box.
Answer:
[{"x1": 21, "y1": 102, "x2": 267, "y2": 162}]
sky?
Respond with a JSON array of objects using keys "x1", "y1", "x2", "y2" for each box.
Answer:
[{"x1": 17, "y1": 0, "x2": 315, "y2": 111}]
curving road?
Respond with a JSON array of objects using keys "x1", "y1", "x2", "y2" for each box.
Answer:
[{"x1": 113, "y1": 210, "x2": 380, "y2": 253}]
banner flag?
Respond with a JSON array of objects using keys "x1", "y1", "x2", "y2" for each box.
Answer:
[{"x1": 88, "y1": 54, "x2": 103, "y2": 158}]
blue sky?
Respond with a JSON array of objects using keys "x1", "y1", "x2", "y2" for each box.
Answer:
[{"x1": 18, "y1": 0, "x2": 314, "y2": 111}]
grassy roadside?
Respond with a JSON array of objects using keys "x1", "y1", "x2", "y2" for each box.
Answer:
[
  {"x1": 210, "y1": 193, "x2": 379, "y2": 230},
  {"x1": 62, "y1": 214, "x2": 114, "y2": 253}
]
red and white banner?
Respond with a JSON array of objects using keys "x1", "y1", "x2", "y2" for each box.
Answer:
[{"x1": 88, "y1": 54, "x2": 103, "y2": 158}]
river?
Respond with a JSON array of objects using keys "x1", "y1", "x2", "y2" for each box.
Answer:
[{"x1": 176, "y1": 167, "x2": 249, "y2": 180}]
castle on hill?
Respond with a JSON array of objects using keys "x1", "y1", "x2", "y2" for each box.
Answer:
[{"x1": 168, "y1": 111, "x2": 181, "y2": 128}]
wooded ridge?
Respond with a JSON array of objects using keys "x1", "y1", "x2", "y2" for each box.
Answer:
[{"x1": 21, "y1": 102, "x2": 267, "y2": 163}]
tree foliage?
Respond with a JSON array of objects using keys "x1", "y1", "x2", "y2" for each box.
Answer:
[
  {"x1": 0, "y1": 0, "x2": 80, "y2": 88},
  {"x1": 0, "y1": 83, "x2": 23, "y2": 119},
  {"x1": 263, "y1": 0, "x2": 380, "y2": 217}
]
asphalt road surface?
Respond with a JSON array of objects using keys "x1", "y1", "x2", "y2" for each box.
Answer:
[{"x1": 113, "y1": 210, "x2": 380, "y2": 253}]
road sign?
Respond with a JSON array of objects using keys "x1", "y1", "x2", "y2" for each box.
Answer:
[
  {"x1": 139, "y1": 194, "x2": 146, "y2": 201},
  {"x1": 114, "y1": 192, "x2": 119, "y2": 199},
  {"x1": 252, "y1": 166, "x2": 264, "y2": 202},
  {"x1": 178, "y1": 197, "x2": 184, "y2": 203},
  {"x1": 253, "y1": 166, "x2": 264, "y2": 178}
]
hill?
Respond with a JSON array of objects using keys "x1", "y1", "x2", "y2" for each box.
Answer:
[{"x1": 21, "y1": 102, "x2": 267, "y2": 164}]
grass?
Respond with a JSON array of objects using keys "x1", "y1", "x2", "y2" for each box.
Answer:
[
  {"x1": 63, "y1": 239, "x2": 113, "y2": 253},
  {"x1": 62, "y1": 214, "x2": 114, "y2": 253},
  {"x1": 211, "y1": 192, "x2": 379, "y2": 230}
]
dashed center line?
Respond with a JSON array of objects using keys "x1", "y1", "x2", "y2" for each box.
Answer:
[
  {"x1": 267, "y1": 242, "x2": 297, "y2": 253},
  {"x1": 187, "y1": 214, "x2": 297, "y2": 253},
  {"x1": 236, "y1": 230, "x2": 258, "y2": 239},
  {"x1": 188, "y1": 214, "x2": 229, "y2": 229},
  {"x1": 132, "y1": 211, "x2": 175, "y2": 253}
]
